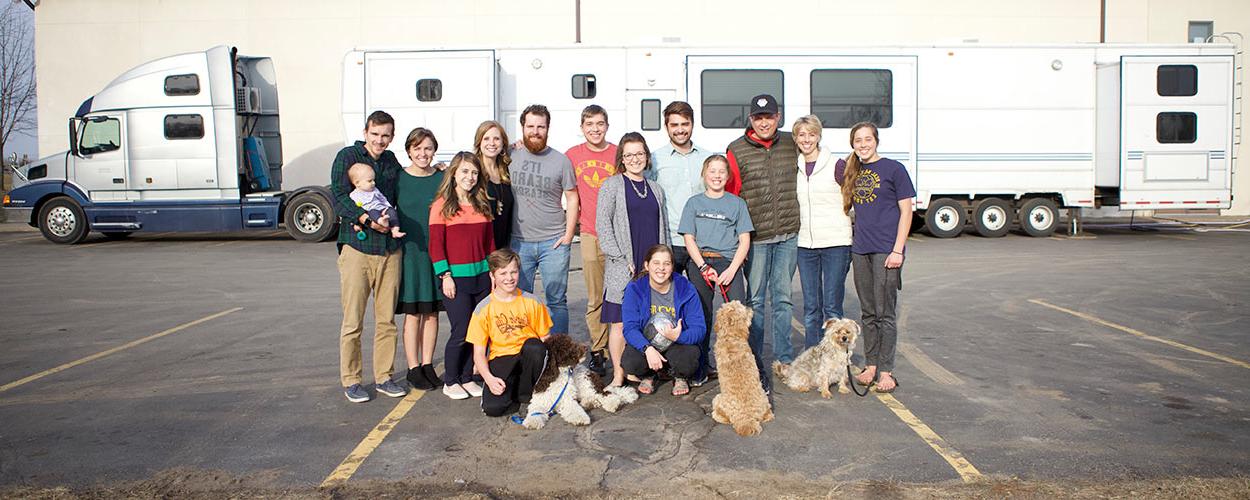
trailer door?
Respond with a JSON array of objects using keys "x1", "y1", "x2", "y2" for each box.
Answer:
[
  {"x1": 364, "y1": 50, "x2": 497, "y2": 165},
  {"x1": 1119, "y1": 55, "x2": 1234, "y2": 209}
]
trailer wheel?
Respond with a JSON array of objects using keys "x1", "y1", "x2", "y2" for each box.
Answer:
[
  {"x1": 924, "y1": 198, "x2": 965, "y2": 238},
  {"x1": 284, "y1": 192, "x2": 336, "y2": 242},
  {"x1": 1018, "y1": 198, "x2": 1059, "y2": 237},
  {"x1": 38, "y1": 197, "x2": 91, "y2": 245},
  {"x1": 972, "y1": 198, "x2": 1012, "y2": 238}
]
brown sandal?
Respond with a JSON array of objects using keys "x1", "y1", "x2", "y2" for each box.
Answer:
[
  {"x1": 638, "y1": 377, "x2": 655, "y2": 395},
  {"x1": 672, "y1": 378, "x2": 690, "y2": 396}
]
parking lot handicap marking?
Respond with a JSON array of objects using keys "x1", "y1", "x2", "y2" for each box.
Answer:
[
  {"x1": 0, "y1": 307, "x2": 244, "y2": 394},
  {"x1": 321, "y1": 388, "x2": 426, "y2": 488},
  {"x1": 1029, "y1": 299, "x2": 1250, "y2": 371},
  {"x1": 877, "y1": 393, "x2": 983, "y2": 483}
]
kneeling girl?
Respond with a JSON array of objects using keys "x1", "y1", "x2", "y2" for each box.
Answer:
[{"x1": 621, "y1": 244, "x2": 706, "y2": 396}]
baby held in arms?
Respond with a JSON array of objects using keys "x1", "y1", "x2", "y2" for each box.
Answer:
[{"x1": 348, "y1": 162, "x2": 405, "y2": 238}]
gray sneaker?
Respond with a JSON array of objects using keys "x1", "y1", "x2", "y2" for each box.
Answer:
[
  {"x1": 443, "y1": 383, "x2": 470, "y2": 400},
  {"x1": 344, "y1": 384, "x2": 370, "y2": 403},
  {"x1": 377, "y1": 379, "x2": 407, "y2": 398}
]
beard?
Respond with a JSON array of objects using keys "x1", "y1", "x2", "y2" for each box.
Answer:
[{"x1": 524, "y1": 134, "x2": 548, "y2": 154}]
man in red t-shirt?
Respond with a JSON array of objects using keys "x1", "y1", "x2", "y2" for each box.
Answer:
[{"x1": 565, "y1": 105, "x2": 618, "y2": 376}]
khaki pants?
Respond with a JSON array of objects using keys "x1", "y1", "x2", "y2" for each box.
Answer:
[
  {"x1": 337, "y1": 245, "x2": 402, "y2": 387},
  {"x1": 580, "y1": 233, "x2": 610, "y2": 352}
]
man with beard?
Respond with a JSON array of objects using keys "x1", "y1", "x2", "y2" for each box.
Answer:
[
  {"x1": 724, "y1": 94, "x2": 799, "y2": 395},
  {"x1": 509, "y1": 104, "x2": 578, "y2": 335},
  {"x1": 565, "y1": 105, "x2": 617, "y2": 375}
]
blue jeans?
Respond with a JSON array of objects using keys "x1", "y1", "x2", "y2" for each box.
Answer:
[
  {"x1": 745, "y1": 235, "x2": 798, "y2": 369},
  {"x1": 797, "y1": 245, "x2": 852, "y2": 348},
  {"x1": 512, "y1": 236, "x2": 571, "y2": 334}
]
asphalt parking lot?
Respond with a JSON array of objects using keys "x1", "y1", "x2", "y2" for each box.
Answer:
[{"x1": 0, "y1": 219, "x2": 1248, "y2": 496}]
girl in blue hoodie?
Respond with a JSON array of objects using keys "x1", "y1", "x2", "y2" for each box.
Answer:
[{"x1": 621, "y1": 244, "x2": 706, "y2": 396}]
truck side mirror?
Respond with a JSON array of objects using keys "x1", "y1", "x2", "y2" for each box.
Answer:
[{"x1": 68, "y1": 118, "x2": 82, "y2": 157}]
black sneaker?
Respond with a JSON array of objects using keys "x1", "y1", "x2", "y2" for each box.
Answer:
[
  {"x1": 407, "y1": 366, "x2": 433, "y2": 390},
  {"x1": 588, "y1": 351, "x2": 607, "y2": 377}
]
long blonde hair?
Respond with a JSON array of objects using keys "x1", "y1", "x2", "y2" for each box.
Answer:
[
  {"x1": 437, "y1": 152, "x2": 494, "y2": 221},
  {"x1": 473, "y1": 120, "x2": 512, "y2": 184},
  {"x1": 842, "y1": 122, "x2": 879, "y2": 215}
]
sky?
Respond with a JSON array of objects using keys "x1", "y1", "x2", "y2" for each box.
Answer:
[{"x1": 2, "y1": 1, "x2": 36, "y2": 161}]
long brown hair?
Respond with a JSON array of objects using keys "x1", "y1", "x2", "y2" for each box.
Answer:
[
  {"x1": 437, "y1": 152, "x2": 494, "y2": 221},
  {"x1": 473, "y1": 120, "x2": 511, "y2": 184},
  {"x1": 841, "y1": 121, "x2": 880, "y2": 215},
  {"x1": 633, "y1": 244, "x2": 674, "y2": 281}
]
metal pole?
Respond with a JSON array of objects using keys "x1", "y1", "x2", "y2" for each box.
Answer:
[
  {"x1": 575, "y1": 0, "x2": 582, "y2": 43},
  {"x1": 1099, "y1": 0, "x2": 1106, "y2": 43}
]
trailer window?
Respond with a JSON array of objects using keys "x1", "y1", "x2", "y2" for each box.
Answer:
[
  {"x1": 79, "y1": 118, "x2": 121, "y2": 155},
  {"x1": 416, "y1": 79, "x2": 442, "y2": 102},
  {"x1": 641, "y1": 99, "x2": 662, "y2": 131},
  {"x1": 164, "y1": 74, "x2": 200, "y2": 96},
  {"x1": 810, "y1": 69, "x2": 893, "y2": 128},
  {"x1": 701, "y1": 70, "x2": 784, "y2": 129},
  {"x1": 1156, "y1": 112, "x2": 1197, "y2": 143},
  {"x1": 164, "y1": 114, "x2": 205, "y2": 140},
  {"x1": 1157, "y1": 65, "x2": 1197, "y2": 96},
  {"x1": 572, "y1": 74, "x2": 597, "y2": 99}
]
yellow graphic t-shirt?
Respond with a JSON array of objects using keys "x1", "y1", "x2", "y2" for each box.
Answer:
[{"x1": 466, "y1": 290, "x2": 553, "y2": 359}]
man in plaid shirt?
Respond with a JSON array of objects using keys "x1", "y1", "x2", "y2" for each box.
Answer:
[{"x1": 331, "y1": 111, "x2": 408, "y2": 403}]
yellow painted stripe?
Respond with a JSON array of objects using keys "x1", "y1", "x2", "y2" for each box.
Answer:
[
  {"x1": 0, "y1": 307, "x2": 243, "y2": 393},
  {"x1": 320, "y1": 388, "x2": 426, "y2": 488},
  {"x1": 876, "y1": 392, "x2": 983, "y2": 482},
  {"x1": 1029, "y1": 299, "x2": 1250, "y2": 370},
  {"x1": 897, "y1": 343, "x2": 964, "y2": 385}
]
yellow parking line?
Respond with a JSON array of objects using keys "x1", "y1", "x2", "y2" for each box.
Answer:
[
  {"x1": 877, "y1": 393, "x2": 982, "y2": 482},
  {"x1": 321, "y1": 389, "x2": 427, "y2": 488},
  {"x1": 0, "y1": 308, "x2": 244, "y2": 393},
  {"x1": 897, "y1": 343, "x2": 964, "y2": 385},
  {"x1": 1029, "y1": 299, "x2": 1250, "y2": 370}
]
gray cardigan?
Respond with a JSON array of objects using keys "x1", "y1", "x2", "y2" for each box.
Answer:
[{"x1": 595, "y1": 174, "x2": 671, "y2": 304}]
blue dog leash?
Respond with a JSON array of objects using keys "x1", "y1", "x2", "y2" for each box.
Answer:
[{"x1": 511, "y1": 367, "x2": 573, "y2": 425}]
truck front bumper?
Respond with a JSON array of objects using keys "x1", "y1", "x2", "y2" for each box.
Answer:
[{"x1": 2, "y1": 207, "x2": 34, "y2": 226}]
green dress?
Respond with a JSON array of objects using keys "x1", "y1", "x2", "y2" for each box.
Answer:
[{"x1": 396, "y1": 168, "x2": 445, "y2": 314}]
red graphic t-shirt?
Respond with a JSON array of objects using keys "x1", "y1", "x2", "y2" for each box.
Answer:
[{"x1": 565, "y1": 142, "x2": 618, "y2": 236}]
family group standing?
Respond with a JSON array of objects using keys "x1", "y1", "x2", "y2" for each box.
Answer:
[{"x1": 329, "y1": 93, "x2": 915, "y2": 414}]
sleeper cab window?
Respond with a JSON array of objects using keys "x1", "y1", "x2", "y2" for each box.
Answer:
[
  {"x1": 1157, "y1": 65, "x2": 1197, "y2": 97},
  {"x1": 1156, "y1": 112, "x2": 1197, "y2": 143},
  {"x1": 811, "y1": 69, "x2": 893, "y2": 128},
  {"x1": 164, "y1": 74, "x2": 200, "y2": 96},
  {"x1": 641, "y1": 99, "x2": 662, "y2": 131},
  {"x1": 416, "y1": 79, "x2": 442, "y2": 102},
  {"x1": 572, "y1": 74, "x2": 597, "y2": 99},
  {"x1": 701, "y1": 69, "x2": 784, "y2": 129},
  {"x1": 164, "y1": 114, "x2": 205, "y2": 140}
]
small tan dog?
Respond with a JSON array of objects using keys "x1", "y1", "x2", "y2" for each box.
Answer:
[
  {"x1": 711, "y1": 301, "x2": 773, "y2": 436},
  {"x1": 773, "y1": 318, "x2": 860, "y2": 398}
]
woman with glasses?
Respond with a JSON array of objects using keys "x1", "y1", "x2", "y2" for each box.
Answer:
[{"x1": 595, "y1": 132, "x2": 669, "y2": 388}]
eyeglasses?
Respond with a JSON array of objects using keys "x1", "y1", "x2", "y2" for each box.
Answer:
[{"x1": 621, "y1": 152, "x2": 648, "y2": 161}]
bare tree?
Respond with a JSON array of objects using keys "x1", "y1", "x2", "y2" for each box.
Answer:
[{"x1": 0, "y1": 1, "x2": 35, "y2": 160}]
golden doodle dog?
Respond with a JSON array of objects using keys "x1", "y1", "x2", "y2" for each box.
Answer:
[
  {"x1": 773, "y1": 318, "x2": 860, "y2": 398},
  {"x1": 710, "y1": 301, "x2": 773, "y2": 436}
]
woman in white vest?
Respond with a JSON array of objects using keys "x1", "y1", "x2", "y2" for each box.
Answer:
[{"x1": 791, "y1": 115, "x2": 854, "y2": 351}]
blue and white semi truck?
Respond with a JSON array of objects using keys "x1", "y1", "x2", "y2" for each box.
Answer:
[{"x1": 2, "y1": 46, "x2": 336, "y2": 244}]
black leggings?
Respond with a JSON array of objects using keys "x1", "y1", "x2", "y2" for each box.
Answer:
[
  {"x1": 621, "y1": 343, "x2": 700, "y2": 379},
  {"x1": 481, "y1": 338, "x2": 548, "y2": 417}
]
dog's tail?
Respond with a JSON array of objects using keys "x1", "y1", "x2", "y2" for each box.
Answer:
[{"x1": 771, "y1": 360, "x2": 789, "y2": 383}]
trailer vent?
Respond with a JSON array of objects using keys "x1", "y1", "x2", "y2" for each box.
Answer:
[{"x1": 236, "y1": 86, "x2": 262, "y2": 114}]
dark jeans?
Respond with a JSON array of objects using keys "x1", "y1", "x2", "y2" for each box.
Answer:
[
  {"x1": 797, "y1": 245, "x2": 851, "y2": 348},
  {"x1": 671, "y1": 245, "x2": 692, "y2": 278},
  {"x1": 442, "y1": 273, "x2": 490, "y2": 385},
  {"x1": 686, "y1": 255, "x2": 747, "y2": 377},
  {"x1": 481, "y1": 338, "x2": 548, "y2": 417},
  {"x1": 621, "y1": 343, "x2": 701, "y2": 379},
  {"x1": 851, "y1": 252, "x2": 901, "y2": 372}
]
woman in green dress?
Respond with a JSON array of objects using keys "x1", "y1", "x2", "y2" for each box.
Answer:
[{"x1": 396, "y1": 127, "x2": 445, "y2": 391}]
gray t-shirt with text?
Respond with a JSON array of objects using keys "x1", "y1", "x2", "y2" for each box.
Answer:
[
  {"x1": 677, "y1": 193, "x2": 754, "y2": 256},
  {"x1": 510, "y1": 147, "x2": 576, "y2": 242}
]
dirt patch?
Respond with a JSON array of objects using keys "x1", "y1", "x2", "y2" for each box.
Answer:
[{"x1": 1, "y1": 470, "x2": 1248, "y2": 499}]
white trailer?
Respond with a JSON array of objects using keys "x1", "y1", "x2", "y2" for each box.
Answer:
[{"x1": 341, "y1": 43, "x2": 1239, "y2": 238}]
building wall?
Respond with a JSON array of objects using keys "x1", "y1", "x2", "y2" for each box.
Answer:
[{"x1": 34, "y1": 0, "x2": 1248, "y2": 213}]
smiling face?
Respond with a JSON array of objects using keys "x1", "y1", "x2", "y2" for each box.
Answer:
[
  {"x1": 407, "y1": 137, "x2": 436, "y2": 169},
  {"x1": 363, "y1": 123, "x2": 395, "y2": 159},
  {"x1": 749, "y1": 112, "x2": 780, "y2": 141},
  {"x1": 665, "y1": 113, "x2": 692, "y2": 148},
  {"x1": 703, "y1": 158, "x2": 728, "y2": 192},
  {"x1": 492, "y1": 259, "x2": 520, "y2": 294},
  {"x1": 795, "y1": 126, "x2": 821, "y2": 156},
  {"x1": 580, "y1": 113, "x2": 608, "y2": 148},
  {"x1": 620, "y1": 141, "x2": 648, "y2": 177},
  {"x1": 522, "y1": 113, "x2": 549, "y2": 153},
  {"x1": 479, "y1": 126, "x2": 504, "y2": 160},
  {"x1": 852, "y1": 125, "x2": 879, "y2": 162},
  {"x1": 645, "y1": 249, "x2": 674, "y2": 287},
  {"x1": 453, "y1": 160, "x2": 480, "y2": 194}
]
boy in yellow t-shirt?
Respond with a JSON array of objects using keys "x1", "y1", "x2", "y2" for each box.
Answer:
[{"x1": 468, "y1": 248, "x2": 553, "y2": 417}]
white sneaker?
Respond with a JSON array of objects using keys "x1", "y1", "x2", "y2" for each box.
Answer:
[
  {"x1": 461, "y1": 381, "x2": 484, "y2": 398},
  {"x1": 443, "y1": 383, "x2": 469, "y2": 400}
]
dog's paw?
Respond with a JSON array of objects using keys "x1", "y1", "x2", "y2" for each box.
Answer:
[
  {"x1": 820, "y1": 388, "x2": 833, "y2": 399},
  {"x1": 733, "y1": 419, "x2": 762, "y2": 437},
  {"x1": 837, "y1": 384, "x2": 851, "y2": 394},
  {"x1": 521, "y1": 414, "x2": 547, "y2": 430}
]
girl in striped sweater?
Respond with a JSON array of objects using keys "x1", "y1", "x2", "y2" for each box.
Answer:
[{"x1": 430, "y1": 152, "x2": 497, "y2": 400}]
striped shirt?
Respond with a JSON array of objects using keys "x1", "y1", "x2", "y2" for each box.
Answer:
[{"x1": 429, "y1": 197, "x2": 495, "y2": 277}]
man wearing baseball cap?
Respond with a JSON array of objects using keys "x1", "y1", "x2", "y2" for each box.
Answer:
[{"x1": 724, "y1": 94, "x2": 800, "y2": 394}]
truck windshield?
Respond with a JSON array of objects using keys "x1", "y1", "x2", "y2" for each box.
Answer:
[{"x1": 79, "y1": 118, "x2": 121, "y2": 155}]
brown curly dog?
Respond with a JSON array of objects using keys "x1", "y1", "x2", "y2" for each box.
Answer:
[{"x1": 710, "y1": 301, "x2": 773, "y2": 436}]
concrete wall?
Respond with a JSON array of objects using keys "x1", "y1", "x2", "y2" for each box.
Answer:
[{"x1": 34, "y1": 0, "x2": 1248, "y2": 213}]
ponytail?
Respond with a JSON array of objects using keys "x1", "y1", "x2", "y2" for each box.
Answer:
[{"x1": 841, "y1": 121, "x2": 879, "y2": 215}]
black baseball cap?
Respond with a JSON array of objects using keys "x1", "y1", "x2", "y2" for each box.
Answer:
[{"x1": 749, "y1": 94, "x2": 779, "y2": 116}]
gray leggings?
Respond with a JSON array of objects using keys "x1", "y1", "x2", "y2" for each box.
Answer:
[{"x1": 851, "y1": 253, "x2": 902, "y2": 372}]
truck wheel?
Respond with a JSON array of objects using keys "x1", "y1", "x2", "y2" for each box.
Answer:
[
  {"x1": 1018, "y1": 198, "x2": 1059, "y2": 237},
  {"x1": 924, "y1": 198, "x2": 965, "y2": 238},
  {"x1": 38, "y1": 197, "x2": 91, "y2": 244},
  {"x1": 285, "y1": 192, "x2": 336, "y2": 242},
  {"x1": 972, "y1": 198, "x2": 1012, "y2": 238}
]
